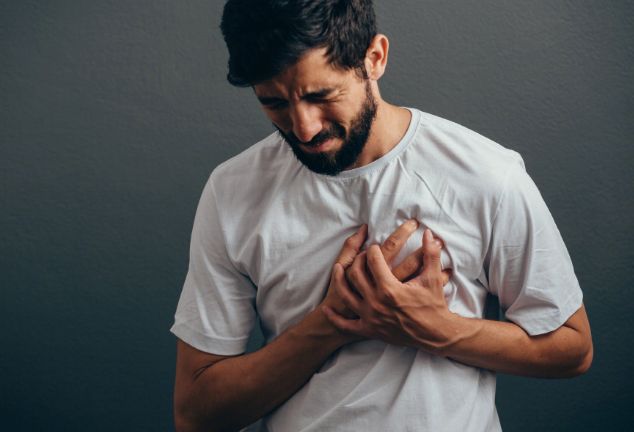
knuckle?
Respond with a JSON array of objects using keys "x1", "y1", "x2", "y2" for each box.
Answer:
[
  {"x1": 367, "y1": 249, "x2": 382, "y2": 264},
  {"x1": 394, "y1": 255, "x2": 423, "y2": 281},
  {"x1": 424, "y1": 255, "x2": 441, "y2": 267},
  {"x1": 382, "y1": 237, "x2": 399, "y2": 252},
  {"x1": 337, "y1": 256, "x2": 351, "y2": 267},
  {"x1": 343, "y1": 236, "x2": 357, "y2": 250},
  {"x1": 408, "y1": 255, "x2": 424, "y2": 271}
]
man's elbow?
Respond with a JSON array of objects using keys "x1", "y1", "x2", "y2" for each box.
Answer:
[
  {"x1": 174, "y1": 401, "x2": 203, "y2": 432},
  {"x1": 569, "y1": 340, "x2": 593, "y2": 376},
  {"x1": 554, "y1": 306, "x2": 594, "y2": 378},
  {"x1": 173, "y1": 412, "x2": 220, "y2": 432},
  {"x1": 173, "y1": 391, "x2": 212, "y2": 432},
  {"x1": 559, "y1": 334, "x2": 593, "y2": 378},
  {"x1": 174, "y1": 412, "x2": 196, "y2": 432},
  {"x1": 174, "y1": 403, "x2": 238, "y2": 432}
]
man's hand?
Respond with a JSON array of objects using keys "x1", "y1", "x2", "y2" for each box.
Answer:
[
  {"x1": 322, "y1": 220, "x2": 437, "y2": 321},
  {"x1": 323, "y1": 228, "x2": 456, "y2": 352}
]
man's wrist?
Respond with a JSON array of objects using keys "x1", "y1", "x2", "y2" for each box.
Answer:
[
  {"x1": 432, "y1": 312, "x2": 483, "y2": 357},
  {"x1": 295, "y1": 306, "x2": 356, "y2": 350}
]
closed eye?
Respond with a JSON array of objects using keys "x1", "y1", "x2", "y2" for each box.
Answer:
[
  {"x1": 303, "y1": 88, "x2": 336, "y2": 103},
  {"x1": 305, "y1": 95, "x2": 332, "y2": 104}
]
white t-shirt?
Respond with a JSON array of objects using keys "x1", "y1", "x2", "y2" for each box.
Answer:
[{"x1": 171, "y1": 108, "x2": 583, "y2": 431}]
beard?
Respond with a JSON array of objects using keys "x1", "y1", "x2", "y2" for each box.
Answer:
[{"x1": 276, "y1": 81, "x2": 378, "y2": 176}]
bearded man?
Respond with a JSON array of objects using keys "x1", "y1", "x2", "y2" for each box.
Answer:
[{"x1": 171, "y1": 1, "x2": 593, "y2": 431}]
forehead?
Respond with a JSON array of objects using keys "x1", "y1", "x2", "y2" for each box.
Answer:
[{"x1": 253, "y1": 48, "x2": 355, "y2": 97}]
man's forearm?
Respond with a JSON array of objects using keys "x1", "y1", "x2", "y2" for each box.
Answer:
[
  {"x1": 174, "y1": 308, "x2": 350, "y2": 432},
  {"x1": 325, "y1": 239, "x2": 593, "y2": 379},
  {"x1": 437, "y1": 305, "x2": 593, "y2": 378}
]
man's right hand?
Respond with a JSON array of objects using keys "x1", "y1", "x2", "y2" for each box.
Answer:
[{"x1": 322, "y1": 219, "x2": 444, "y2": 325}]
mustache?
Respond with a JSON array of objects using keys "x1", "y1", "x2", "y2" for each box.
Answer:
[{"x1": 277, "y1": 124, "x2": 346, "y2": 148}]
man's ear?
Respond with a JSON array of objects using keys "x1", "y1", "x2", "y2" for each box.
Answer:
[{"x1": 364, "y1": 34, "x2": 389, "y2": 80}]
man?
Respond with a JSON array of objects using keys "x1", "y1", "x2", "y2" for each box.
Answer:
[{"x1": 171, "y1": 1, "x2": 593, "y2": 431}]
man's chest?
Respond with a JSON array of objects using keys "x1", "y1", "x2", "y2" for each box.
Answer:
[{"x1": 223, "y1": 179, "x2": 490, "y2": 339}]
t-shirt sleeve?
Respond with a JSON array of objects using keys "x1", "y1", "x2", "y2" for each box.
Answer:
[
  {"x1": 170, "y1": 176, "x2": 257, "y2": 355},
  {"x1": 485, "y1": 164, "x2": 583, "y2": 336}
]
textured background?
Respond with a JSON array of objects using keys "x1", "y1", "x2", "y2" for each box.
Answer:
[{"x1": 1, "y1": 1, "x2": 632, "y2": 430}]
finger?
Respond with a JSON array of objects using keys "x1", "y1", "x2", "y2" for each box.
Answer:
[
  {"x1": 392, "y1": 234, "x2": 444, "y2": 281},
  {"x1": 380, "y1": 219, "x2": 419, "y2": 264},
  {"x1": 322, "y1": 306, "x2": 365, "y2": 335},
  {"x1": 335, "y1": 224, "x2": 368, "y2": 269},
  {"x1": 392, "y1": 246, "x2": 424, "y2": 281},
  {"x1": 366, "y1": 244, "x2": 399, "y2": 287},
  {"x1": 422, "y1": 229, "x2": 443, "y2": 274},
  {"x1": 333, "y1": 263, "x2": 362, "y2": 313},
  {"x1": 346, "y1": 251, "x2": 374, "y2": 299}
]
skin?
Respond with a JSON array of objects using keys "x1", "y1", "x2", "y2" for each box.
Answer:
[{"x1": 174, "y1": 34, "x2": 593, "y2": 431}]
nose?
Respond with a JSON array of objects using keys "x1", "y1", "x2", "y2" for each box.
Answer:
[{"x1": 290, "y1": 103, "x2": 323, "y2": 143}]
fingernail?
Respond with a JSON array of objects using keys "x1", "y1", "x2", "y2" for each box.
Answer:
[{"x1": 407, "y1": 219, "x2": 419, "y2": 228}]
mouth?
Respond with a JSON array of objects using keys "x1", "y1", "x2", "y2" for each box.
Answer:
[{"x1": 301, "y1": 137, "x2": 338, "y2": 153}]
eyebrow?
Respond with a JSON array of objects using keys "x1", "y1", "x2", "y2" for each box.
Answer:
[{"x1": 256, "y1": 87, "x2": 337, "y2": 105}]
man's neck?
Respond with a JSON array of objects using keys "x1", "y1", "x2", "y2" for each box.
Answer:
[{"x1": 352, "y1": 102, "x2": 412, "y2": 169}]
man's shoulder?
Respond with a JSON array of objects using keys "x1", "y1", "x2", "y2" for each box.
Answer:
[
  {"x1": 403, "y1": 109, "x2": 529, "y2": 213},
  {"x1": 212, "y1": 131, "x2": 287, "y2": 178},
  {"x1": 410, "y1": 109, "x2": 525, "y2": 188},
  {"x1": 203, "y1": 131, "x2": 301, "y2": 217},
  {"x1": 416, "y1": 110, "x2": 523, "y2": 166}
]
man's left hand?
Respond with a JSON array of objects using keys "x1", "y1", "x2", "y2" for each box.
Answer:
[{"x1": 323, "y1": 228, "x2": 458, "y2": 352}]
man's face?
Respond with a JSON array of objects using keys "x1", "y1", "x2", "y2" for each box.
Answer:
[{"x1": 253, "y1": 48, "x2": 377, "y2": 175}]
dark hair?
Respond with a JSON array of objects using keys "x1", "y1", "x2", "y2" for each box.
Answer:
[{"x1": 220, "y1": 0, "x2": 377, "y2": 87}]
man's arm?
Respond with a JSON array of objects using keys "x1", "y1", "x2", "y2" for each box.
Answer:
[
  {"x1": 433, "y1": 304, "x2": 592, "y2": 377},
  {"x1": 173, "y1": 221, "x2": 441, "y2": 432},
  {"x1": 323, "y1": 229, "x2": 593, "y2": 378},
  {"x1": 174, "y1": 306, "x2": 349, "y2": 432}
]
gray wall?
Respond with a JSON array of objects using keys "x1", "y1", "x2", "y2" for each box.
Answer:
[{"x1": 1, "y1": 1, "x2": 632, "y2": 430}]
